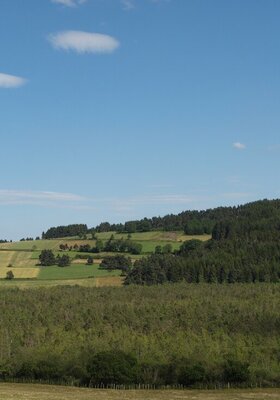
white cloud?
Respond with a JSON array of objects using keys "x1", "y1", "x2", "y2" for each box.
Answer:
[
  {"x1": 51, "y1": 0, "x2": 87, "y2": 7},
  {"x1": 0, "y1": 190, "x2": 86, "y2": 206},
  {"x1": 48, "y1": 31, "x2": 120, "y2": 54},
  {"x1": 233, "y1": 142, "x2": 246, "y2": 150},
  {"x1": 0, "y1": 73, "x2": 27, "y2": 88},
  {"x1": 121, "y1": 0, "x2": 135, "y2": 10}
]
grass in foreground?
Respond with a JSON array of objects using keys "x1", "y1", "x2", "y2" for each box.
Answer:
[{"x1": 0, "y1": 384, "x2": 279, "y2": 400}]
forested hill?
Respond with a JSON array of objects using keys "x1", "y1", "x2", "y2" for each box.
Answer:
[
  {"x1": 96, "y1": 198, "x2": 280, "y2": 236},
  {"x1": 103, "y1": 200, "x2": 280, "y2": 235},
  {"x1": 42, "y1": 199, "x2": 280, "y2": 238},
  {"x1": 125, "y1": 199, "x2": 280, "y2": 285}
]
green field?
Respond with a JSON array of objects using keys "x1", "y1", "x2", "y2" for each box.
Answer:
[
  {"x1": 0, "y1": 239, "x2": 94, "y2": 251},
  {"x1": 0, "y1": 384, "x2": 278, "y2": 400},
  {"x1": 0, "y1": 232, "x2": 210, "y2": 252},
  {"x1": 38, "y1": 263, "x2": 121, "y2": 280}
]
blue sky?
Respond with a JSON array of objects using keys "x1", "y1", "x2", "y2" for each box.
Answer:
[{"x1": 1, "y1": 0, "x2": 280, "y2": 239}]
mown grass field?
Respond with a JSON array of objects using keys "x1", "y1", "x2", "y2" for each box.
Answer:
[
  {"x1": 0, "y1": 251, "x2": 39, "y2": 279},
  {"x1": 0, "y1": 231, "x2": 210, "y2": 285},
  {"x1": 0, "y1": 384, "x2": 279, "y2": 400},
  {"x1": 0, "y1": 250, "x2": 37, "y2": 267}
]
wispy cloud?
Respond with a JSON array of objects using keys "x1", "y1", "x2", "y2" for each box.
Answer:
[
  {"x1": 0, "y1": 190, "x2": 86, "y2": 206},
  {"x1": 268, "y1": 144, "x2": 280, "y2": 152},
  {"x1": 48, "y1": 30, "x2": 120, "y2": 54},
  {"x1": 222, "y1": 192, "x2": 252, "y2": 199},
  {"x1": 0, "y1": 73, "x2": 27, "y2": 88},
  {"x1": 233, "y1": 142, "x2": 246, "y2": 150},
  {"x1": 121, "y1": 0, "x2": 135, "y2": 10},
  {"x1": 51, "y1": 0, "x2": 87, "y2": 7},
  {"x1": 120, "y1": 0, "x2": 170, "y2": 10},
  {"x1": 148, "y1": 184, "x2": 174, "y2": 189},
  {"x1": 150, "y1": 0, "x2": 171, "y2": 3},
  {"x1": 227, "y1": 176, "x2": 241, "y2": 184}
]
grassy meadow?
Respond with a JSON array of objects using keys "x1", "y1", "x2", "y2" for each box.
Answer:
[
  {"x1": 0, "y1": 231, "x2": 210, "y2": 285},
  {"x1": 0, "y1": 384, "x2": 279, "y2": 400}
]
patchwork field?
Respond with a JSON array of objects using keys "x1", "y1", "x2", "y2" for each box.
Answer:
[
  {"x1": 0, "y1": 257, "x2": 122, "y2": 285},
  {"x1": 0, "y1": 231, "x2": 210, "y2": 285},
  {"x1": 0, "y1": 384, "x2": 279, "y2": 400}
]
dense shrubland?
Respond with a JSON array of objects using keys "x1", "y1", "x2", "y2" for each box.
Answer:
[{"x1": 0, "y1": 284, "x2": 279, "y2": 387}]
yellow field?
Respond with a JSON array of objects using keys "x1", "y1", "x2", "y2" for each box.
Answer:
[
  {"x1": 0, "y1": 276, "x2": 124, "y2": 288},
  {"x1": 0, "y1": 384, "x2": 279, "y2": 400},
  {"x1": 0, "y1": 251, "x2": 39, "y2": 279},
  {"x1": 0, "y1": 251, "x2": 37, "y2": 267},
  {"x1": 177, "y1": 233, "x2": 211, "y2": 242},
  {"x1": 94, "y1": 276, "x2": 124, "y2": 287},
  {"x1": 0, "y1": 268, "x2": 39, "y2": 279}
]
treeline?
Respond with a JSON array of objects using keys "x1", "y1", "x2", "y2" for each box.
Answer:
[
  {"x1": 41, "y1": 199, "x2": 280, "y2": 238},
  {"x1": 125, "y1": 242, "x2": 280, "y2": 285},
  {"x1": 7, "y1": 350, "x2": 252, "y2": 388},
  {"x1": 61, "y1": 235, "x2": 143, "y2": 255},
  {"x1": 94, "y1": 199, "x2": 280, "y2": 233},
  {"x1": 0, "y1": 284, "x2": 279, "y2": 386},
  {"x1": 93, "y1": 205, "x2": 243, "y2": 234},
  {"x1": 42, "y1": 224, "x2": 88, "y2": 239},
  {"x1": 125, "y1": 200, "x2": 280, "y2": 285},
  {"x1": 94, "y1": 216, "x2": 213, "y2": 234},
  {"x1": 20, "y1": 237, "x2": 40, "y2": 242}
]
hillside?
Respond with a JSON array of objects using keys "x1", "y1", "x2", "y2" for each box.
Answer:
[
  {"x1": 0, "y1": 231, "x2": 209, "y2": 286},
  {"x1": 125, "y1": 199, "x2": 280, "y2": 285},
  {"x1": 0, "y1": 200, "x2": 279, "y2": 387},
  {"x1": 1, "y1": 199, "x2": 280, "y2": 286}
]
